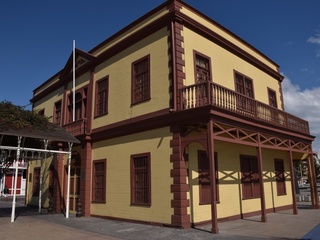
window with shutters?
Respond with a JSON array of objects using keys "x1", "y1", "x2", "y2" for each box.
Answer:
[
  {"x1": 240, "y1": 155, "x2": 260, "y2": 199},
  {"x1": 198, "y1": 150, "x2": 219, "y2": 205},
  {"x1": 132, "y1": 56, "x2": 150, "y2": 104},
  {"x1": 130, "y1": 153, "x2": 151, "y2": 206},
  {"x1": 274, "y1": 159, "x2": 286, "y2": 196},
  {"x1": 95, "y1": 77, "x2": 109, "y2": 117},
  {"x1": 92, "y1": 159, "x2": 106, "y2": 202}
]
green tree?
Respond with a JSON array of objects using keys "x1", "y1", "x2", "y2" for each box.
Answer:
[
  {"x1": 0, "y1": 100, "x2": 51, "y2": 131},
  {"x1": 0, "y1": 100, "x2": 52, "y2": 184}
]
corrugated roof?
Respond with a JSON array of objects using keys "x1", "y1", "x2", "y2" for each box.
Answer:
[{"x1": 0, "y1": 124, "x2": 80, "y2": 144}]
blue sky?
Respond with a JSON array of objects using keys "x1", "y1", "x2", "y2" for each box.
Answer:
[{"x1": 1, "y1": 0, "x2": 320, "y2": 151}]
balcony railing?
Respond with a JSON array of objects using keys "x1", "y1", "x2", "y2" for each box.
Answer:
[
  {"x1": 179, "y1": 82, "x2": 310, "y2": 134},
  {"x1": 63, "y1": 118, "x2": 87, "y2": 136}
]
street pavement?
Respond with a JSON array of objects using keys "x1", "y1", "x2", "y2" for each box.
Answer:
[{"x1": 0, "y1": 196, "x2": 319, "y2": 240}]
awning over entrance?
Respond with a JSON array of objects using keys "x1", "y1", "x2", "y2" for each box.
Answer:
[{"x1": 0, "y1": 125, "x2": 80, "y2": 222}]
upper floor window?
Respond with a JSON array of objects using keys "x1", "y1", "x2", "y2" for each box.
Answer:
[
  {"x1": 130, "y1": 153, "x2": 151, "y2": 206},
  {"x1": 54, "y1": 100, "x2": 62, "y2": 124},
  {"x1": 37, "y1": 109, "x2": 45, "y2": 116},
  {"x1": 268, "y1": 88, "x2": 277, "y2": 108},
  {"x1": 68, "y1": 88, "x2": 87, "y2": 122},
  {"x1": 132, "y1": 55, "x2": 150, "y2": 104},
  {"x1": 194, "y1": 52, "x2": 211, "y2": 83},
  {"x1": 95, "y1": 77, "x2": 109, "y2": 117},
  {"x1": 235, "y1": 72, "x2": 254, "y2": 98},
  {"x1": 235, "y1": 72, "x2": 254, "y2": 113}
]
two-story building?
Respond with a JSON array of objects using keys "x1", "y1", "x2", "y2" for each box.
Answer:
[{"x1": 28, "y1": 0, "x2": 318, "y2": 233}]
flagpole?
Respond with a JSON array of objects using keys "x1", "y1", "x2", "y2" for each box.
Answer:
[{"x1": 72, "y1": 40, "x2": 76, "y2": 122}]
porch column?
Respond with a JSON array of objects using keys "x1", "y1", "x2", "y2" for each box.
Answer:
[
  {"x1": 307, "y1": 153, "x2": 319, "y2": 209},
  {"x1": 207, "y1": 120, "x2": 218, "y2": 234},
  {"x1": 288, "y1": 150, "x2": 298, "y2": 214},
  {"x1": 53, "y1": 143, "x2": 64, "y2": 213},
  {"x1": 80, "y1": 136, "x2": 92, "y2": 216},
  {"x1": 257, "y1": 134, "x2": 266, "y2": 222}
]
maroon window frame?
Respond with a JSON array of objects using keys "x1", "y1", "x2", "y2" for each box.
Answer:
[
  {"x1": 54, "y1": 100, "x2": 62, "y2": 124},
  {"x1": 234, "y1": 71, "x2": 254, "y2": 113},
  {"x1": 67, "y1": 87, "x2": 87, "y2": 123},
  {"x1": 95, "y1": 77, "x2": 109, "y2": 117},
  {"x1": 274, "y1": 159, "x2": 286, "y2": 196},
  {"x1": 240, "y1": 155, "x2": 260, "y2": 199},
  {"x1": 130, "y1": 153, "x2": 151, "y2": 206},
  {"x1": 198, "y1": 150, "x2": 219, "y2": 205},
  {"x1": 194, "y1": 51, "x2": 211, "y2": 83},
  {"x1": 92, "y1": 159, "x2": 106, "y2": 203},
  {"x1": 268, "y1": 88, "x2": 277, "y2": 108},
  {"x1": 131, "y1": 55, "x2": 150, "y2": 105}
]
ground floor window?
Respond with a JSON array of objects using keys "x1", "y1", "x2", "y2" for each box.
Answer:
[
  {"x1": 198, "y1": 150, "x2": 219, "y2": 205},
  {"x1": 274, "y1": 159, "x2": 286, "y2": 196},
  {"x1": 92, "y1": 159, "x2": 106, "y2": 202},
  {"x1": 130, "y1": 153, "x2": 151, "y2": 206},
  {"x1": 240, "y1": 155, "x2": 260, "y2": 199}
]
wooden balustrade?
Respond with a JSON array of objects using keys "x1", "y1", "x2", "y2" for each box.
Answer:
[
  {"x1": 179, "y1": 82, "x2": 309, "y2": 134},
  {"x1": 63, "y1": 119, "x2": 87, "y2": 136}
]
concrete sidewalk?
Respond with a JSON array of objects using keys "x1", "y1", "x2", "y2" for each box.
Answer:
[{"x1": 0, "y1": 197, "x2": 319, "y2": 239}]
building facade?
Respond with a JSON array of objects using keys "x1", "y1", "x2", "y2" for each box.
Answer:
[{"x1": 28, "y1": 0, "x2": 318, "y2": 233}]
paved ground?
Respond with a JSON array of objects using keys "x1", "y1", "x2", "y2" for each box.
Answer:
[{"x1": 0, "y1": 197, "x2": 319, "y2": 240}]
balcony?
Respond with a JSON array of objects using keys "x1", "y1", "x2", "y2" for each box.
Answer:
[
  {"x1": 179, "y1": 82, "x2": 309, "y2": 135},
  {"x1": 63, "y1": 118, "x2": 87, "y2": 137}
]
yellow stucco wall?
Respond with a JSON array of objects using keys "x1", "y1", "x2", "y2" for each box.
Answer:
[
  {"x1": 26, "y1": 156, "x2": 54, "y2": 208},
  {"x1": 187, "y1": 140, "x2": 294, "y2": 223},
  {"x1": 33, "y1": 86, "x2": 64, "y2": 120},
  {"x1": 91, "y1": 127, "x2": 173, "y2": 224},
  {"x1": 183, "y1": 26, "x2": 282, "y2": 107},
  {"x1": 91, "y1": 7, "x2": 169, "y2": 56},
  {"x1": 92, "y1": 27, "x2": 170, "y2": 129},
  {"x1": 181, "y1": 6, "x2": 278, "y2": 72}
]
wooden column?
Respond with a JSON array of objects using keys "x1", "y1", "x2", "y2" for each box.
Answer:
[
  {"x1": 307, "y1": 154, "x2": 319, "y2": 209},
  {"x1": 288, "y1": 150, "x2": 298, "y2": 214},
  {"x1": 207, "y1": 120, "x2": 218, "y2": 233},
  {"x1": 257, "y1": 134, "x2": 267, "y2": 222}
]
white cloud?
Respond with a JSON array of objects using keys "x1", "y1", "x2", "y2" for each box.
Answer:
[
  {"x1": 282, "y1": 76, "x2": 320, "y2": 153},
  {"x1": 307, "y1": 33, "x2": 320, "y2": 57},
  {"x1": 307, "y1": 35, "x2": 320, "y2": 45}
]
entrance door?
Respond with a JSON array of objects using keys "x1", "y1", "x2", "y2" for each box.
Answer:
[
  {"x1": 65, "y1": 166, "x2": 80, "y2": 212},
  {"x1": 64, "y1": 151, "x2": 81, "y2": 212}
]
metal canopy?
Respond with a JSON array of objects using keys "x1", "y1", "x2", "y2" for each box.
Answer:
[{"x1": 0, "y1": 125, "x2": 79, "y2": 222}]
